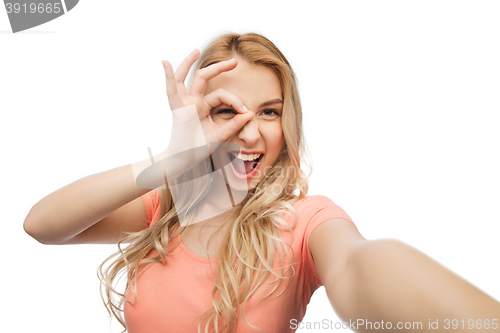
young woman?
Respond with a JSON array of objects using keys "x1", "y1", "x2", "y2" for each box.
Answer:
[{"x1": 24, "y1": 32, "x2": 500, "y2": 333}]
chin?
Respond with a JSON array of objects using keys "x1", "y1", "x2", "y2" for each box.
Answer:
[{"x1": 225, "y1": 177, "x2": 257, "y2": 192}]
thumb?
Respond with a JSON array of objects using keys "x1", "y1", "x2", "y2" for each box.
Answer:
[{"x1": 217, "y1": 111, "x2": 254, "y2": 141}]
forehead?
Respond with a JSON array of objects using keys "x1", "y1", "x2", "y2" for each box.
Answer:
[{"x1": 204, "y1": 60, "x2": 282, "y2": 105}]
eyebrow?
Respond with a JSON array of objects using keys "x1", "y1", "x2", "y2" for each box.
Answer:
[
  {"x1": 259, "y1": 99, "x2": 283, "y2": 108},
  {"x1": 213, "y1": 98, "x2": 283, "y2": 110}
]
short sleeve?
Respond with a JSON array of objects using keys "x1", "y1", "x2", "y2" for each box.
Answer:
[
  {"x1": 140, "y1": 189, "x2": 162, "y2": 227},
  {"x1": 301, "y1": 195, "x2": 355, "y2": 287}
]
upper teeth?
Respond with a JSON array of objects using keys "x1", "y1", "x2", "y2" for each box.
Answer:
[{"x1": 231, "y1": 152, "x2": 262, "y2": 161}]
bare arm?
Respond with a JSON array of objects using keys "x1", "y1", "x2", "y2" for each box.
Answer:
[
  {"x1": 23, "y1": 53, "x2": 255, "y2": 246},
  {"x1": 23, "y1": 149, "x2": 169, "y2": 245},
  {"x1": 328, "y1": 239, "x2": 500, "y2": 332}
]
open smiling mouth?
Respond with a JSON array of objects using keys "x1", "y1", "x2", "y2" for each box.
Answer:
[{"x1": 227, "y1": 152, "x2": 264, "y2": 180}]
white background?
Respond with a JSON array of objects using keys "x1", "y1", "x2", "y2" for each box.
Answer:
[{"x1": 1, "y1": 1, "x2": 499, "y2": 332}]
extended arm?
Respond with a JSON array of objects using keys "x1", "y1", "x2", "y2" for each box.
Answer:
[
  {"x1": 309, "y1": 220, "x2": 500, "y2": 332},
  {"x1": 330, "y1": 239, "x2": 500, "y2": 332}
]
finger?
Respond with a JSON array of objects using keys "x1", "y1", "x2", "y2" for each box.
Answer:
[
  {"x1": 162, "y1": 60, "x2": 183, "y2": 109},
  {"x1": 216, "y1": 111, "x2": 255, "y2": 142},
  {"x1": 190, "y1": 58, "x2": 238, "y2": 97},
  {"x1": 162, "y1": 60, "x2": 177, "y2": 96},
  {"x1": 174, "y1": 48, "x2": 200, "y2": 85},
  {"x1": 203, "y1": 88, "x2": 249, "y2": 117}
]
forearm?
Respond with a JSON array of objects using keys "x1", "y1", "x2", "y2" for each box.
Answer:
[
  {"x1": 24, "y1": 149, "x2": 170, "y2": 244},
  {"x1": 329, "y1": 239, "x2": 500, "y2": 332}
]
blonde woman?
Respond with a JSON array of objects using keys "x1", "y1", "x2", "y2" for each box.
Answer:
[{"x1": 24, "y1": 32, "x2": 500, "y2": 333}]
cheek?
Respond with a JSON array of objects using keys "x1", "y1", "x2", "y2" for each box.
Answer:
[{"x1": 261, "y1": 123, "x2": 284, "y2": 153}]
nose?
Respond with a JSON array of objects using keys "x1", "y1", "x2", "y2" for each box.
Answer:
[{"x1": 237, "y1": 114, "x2": 260, "y2": 146}]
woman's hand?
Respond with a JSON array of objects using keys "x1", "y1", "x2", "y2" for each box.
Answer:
[{"x1": 161, "y1": 49, "x2": 254, "y2": 161}]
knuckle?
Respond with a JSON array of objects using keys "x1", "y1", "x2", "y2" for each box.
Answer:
[
  {"x1": 215, "y1": 88, "x2": 226, "y2": 95},
  {"x1": 167, "y1": 91, "x2": 179, "y2": 100},
  {"x1": 194, "y1": 69, "x2": 205, "y2": 80},
  {"x1": 203, "y1": 99, "x2": 213, "y2": 109}
]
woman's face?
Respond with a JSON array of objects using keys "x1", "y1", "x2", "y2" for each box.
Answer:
[{"x1": 205, "y1": 58, "x2": 284, "y2": 192}]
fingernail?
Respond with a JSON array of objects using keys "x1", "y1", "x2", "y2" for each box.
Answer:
[
  {"x1": 226, "y1": 58, "x2": 236, "y2": 62},
  {"x1": 243, "y1": 105, "x2": 249, "y2": 112}
]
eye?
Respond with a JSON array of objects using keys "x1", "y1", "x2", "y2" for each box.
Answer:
[
  {"x1": 261, "y1": 109, "x2": 280, "y2": 117},
  {"x1": 212, "y1": 108, "x2": 237, "y2": 121},
  {"x1": 216, "y1": 109, "x2": 237, "y2": 115}
]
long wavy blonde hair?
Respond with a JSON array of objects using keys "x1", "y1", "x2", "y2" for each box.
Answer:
[{"x1": 98, "y1": 32, "x2": 312, "y2": 333}]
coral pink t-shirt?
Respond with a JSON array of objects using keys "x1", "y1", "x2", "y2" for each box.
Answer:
[{"x1": 124, "y1": 189, "x2": 355, "y2": 333}]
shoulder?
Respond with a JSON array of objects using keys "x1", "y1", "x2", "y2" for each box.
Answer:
[
  {"x1": 293, "y1": 195, "x2": 354, "y2": 224},
  {"x1": 294, "y1": 194, "x2": 340, "y2": 207},
  {"x1": 300, "y1": 195, "x2": 363, "y2": 287}
]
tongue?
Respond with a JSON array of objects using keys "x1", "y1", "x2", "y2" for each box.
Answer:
[
  {"x1": 244, "y1": 161, "x2": 255, "y2": 174},
  {"x1": 234, "y1": 160, "x2": 256, "y2": 175}
]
